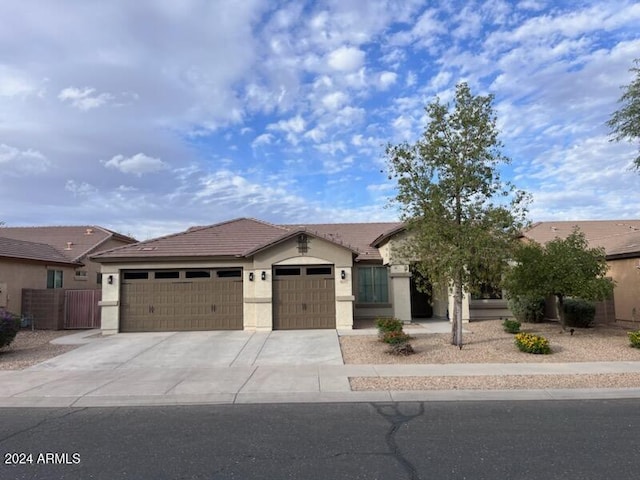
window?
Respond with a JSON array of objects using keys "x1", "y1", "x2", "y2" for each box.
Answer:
[
  {"x1": 47, "y1": 270, "x2": 63, "y2": 289},
  {"x1": 74, "y1": 270, "x2": 88, "y2": 281},
  {"x1": 186, "y1": 270, "x2": 211, "y2": 279},
  {"x1": 216, "y1": 269, "x2": 242, "y2": 278},
  {"x1": 97, "y1": 273, "x2": 103, "y2": 285},
  {"x1": 275, "y1": 267, "x2": 301, "y2": 276},
  {"x1": 154, "y1": 271, "x2": 179, "y2": 279},
  {"x1": 307, "y1": 267, "x2": 332, "y2": 275},
  {"x1": 123, "y1": 271, "x2": 149, "y2": 280},
  {"x1": 471, "y1": 283, "x2": 503, "y2": 300},
  {"x1": 357, "y1": 266, "x2": 389, "y2": 303}
]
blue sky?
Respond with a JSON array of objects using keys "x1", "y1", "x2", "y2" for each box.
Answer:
[{"x1": 1, "y1": 0, "x2": 639, "y2": 240}]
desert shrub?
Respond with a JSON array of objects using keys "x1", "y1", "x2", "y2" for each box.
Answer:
[
  {"x1": 628, "y1": 331, "x2": 640, "y2": 349},
  {"x1": 382, "y1": 331, "x2": 412, "y2": 345},
  {"x1": 502, "y1": 318, "x2": 521, "y2": 334},
  {"x1": 0, "y1": 309, "x2": 21, "y2": 350},
  {"x1": 563, "y1": 298, "x2": 596, "y2": 328},
  {"x1": 508, "y1": 295, "x2": 545, "y2": 323},
  {"x1": 375, "y1": 317, "x2": 403, "y2": 334},
  {"x1": 388, "y1": 342, "x2": 415, "y2": 356},
  {"x1": 514, "y1": 332, "x2": 551, "y2": 354}
]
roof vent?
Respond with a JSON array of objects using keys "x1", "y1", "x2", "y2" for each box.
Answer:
[
  {"x1": 65, "y1": 242, "x2": 73, "y2": 250},
  {"x1": 85, "y1": 228, "x2": 94, "y2": 235}
]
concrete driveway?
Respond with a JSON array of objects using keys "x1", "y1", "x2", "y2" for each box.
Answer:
[{"x1": 28, "y1": 330, "x2": 344, "y2": 371}]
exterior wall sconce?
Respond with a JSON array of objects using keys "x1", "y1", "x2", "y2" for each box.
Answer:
[
  {"x1": 107, "y1": 275, "x2": 114, "y2": 285},
  {"x1": 248, "y1": 272, "x2": 254, "y2": 281},
  {"x1": 261, "y1": 271, "x2": 267, "y2": 281},
  {"x1": 341, "y1": 270, "x2": 346, "y2": 280}
]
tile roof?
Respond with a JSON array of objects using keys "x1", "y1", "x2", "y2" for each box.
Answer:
[
  {"x1": 92, "y1": 218, "x2": 289, "y2": 260},
  {"x1": 0, "y1": 236, "x2": 82, "y2": 266},
  {"x1": 0, "y1": 226, "x2": 136, "y2": 262},
  {"x1": 523, "y1": 220, "x2": 640, "y2": 257},
  {"x1": 92, "y1": 218, "x2": 405, "y2": 262}
]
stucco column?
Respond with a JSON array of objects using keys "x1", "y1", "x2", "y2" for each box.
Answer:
[
  {"x1": 389, "y1": 264, "x2": 412, "y2": 323},
  {"x1": 335, "y1": 266, "x2": 354, "y2": 329},
  {"x1": 248, "y1": 268, "x2": 273, "y2": 331},
  {"x1": 98, "y1": 269, "x2": 120, "y2": 335}
]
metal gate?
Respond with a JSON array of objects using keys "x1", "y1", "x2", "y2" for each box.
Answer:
[{"x1": 64, "y1": 289, "x2": 102, "y2": 329}]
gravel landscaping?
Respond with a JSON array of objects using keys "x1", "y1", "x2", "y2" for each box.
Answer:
[
  {"x1": 342, "y1": 319, "x2": 640, "y2": 390},
  {"x1": 0, "y1": 330, "x2": 80, "y2": 370}
]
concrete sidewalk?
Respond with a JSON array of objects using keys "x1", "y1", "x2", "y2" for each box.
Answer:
[
  {"x1": 2, "y1": 361, "x2": 640, "y2": 407},
  {"x1": 2, "y1": 325, "x2": 640, "y2": 407}
]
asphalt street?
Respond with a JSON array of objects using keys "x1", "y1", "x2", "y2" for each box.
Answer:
[{"x1": 1, "y1": 400, "x2": 639, "y2": 480}]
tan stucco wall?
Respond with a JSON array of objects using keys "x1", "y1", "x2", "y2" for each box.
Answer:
[
  {"x1": 608, "y1": 258, "x2": 640, "y2": 322},
  {"x1": 0, "y1": 260, "x2": 77, "y2": 315}
]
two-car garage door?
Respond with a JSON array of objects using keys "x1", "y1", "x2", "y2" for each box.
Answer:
[{"x1": 120, "y1": 269, "x2": 243, "y2": 332}]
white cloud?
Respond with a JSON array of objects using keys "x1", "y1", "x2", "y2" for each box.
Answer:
[
  {"x1": 321, "y1": 91, "x2": 348, "y2": 110},
  {"x1": 377, "y1": 71, "x2": 398, "y2": 90},
  {"x1": 104, "y1": 153, "x2": 168, "y2": 176},
  {"x1": 251, "y1": 133, "x2": 274, "y2": 148},
  {"x1": 65, "y1": 180, "x2": 97, "y2": 197},
  {"x1": 58, "y1": 87, "x2": 114, "y2": 111},
  {"x1": 0, "y1": 143, "x2": 49, "y2": 174},
  {"x1": 0, "y1": 65, "x2": 38, "y2": 97},
  {"x1": 267, "y1": 114, "x2": 306, "y2": 144},
  {"x1": 327, "y1": 46, "x2": 365, "y2": 72}
]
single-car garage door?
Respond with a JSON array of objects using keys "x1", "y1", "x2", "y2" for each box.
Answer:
[
  {"x1": 273, "y1": 265, "x2": 336, "y2": 329},
  {"x1": 120, "y1": 268, "x2": 243, "y2": 332}
]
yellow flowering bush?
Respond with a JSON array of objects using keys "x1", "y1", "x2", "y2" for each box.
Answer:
[
  {"x1": 628, "y1": 330, "x2": 640, "y2": 349},
  {"x1": 514, "y1": 332, "x2": 551, "y2": 354}
]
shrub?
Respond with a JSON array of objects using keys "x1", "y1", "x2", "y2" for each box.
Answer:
[
  {"x1": 382, "y1": 330, "x2": 412, "y2": 345},
  {"x1": 562, "y1": 298, "x2": 596, "y2": 328},
  {"x1": 375, "y1": 317, "x2": 403, "y2": 334},
  {"x1": 514, "y1": 332, "x2": 551, "y2": 354},
  {"x1": 388, "y1": 342, "x2": 415, "y2": 356},
  {"x1": 628, "y1": 331, "x2": 640, "y2": 349},
  {"x1": 508, "y1": 295, "x2": 546, "y2": 323},
  {"x1": 502, "y1": 318, "x2": 521, "y2": 334},
  {"x1": 0, "y1": 309, "x2": 21, "y2": 350}
]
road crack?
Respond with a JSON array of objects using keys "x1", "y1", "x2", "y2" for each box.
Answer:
[{"x1": 373, "y1": 402, "x2": 425, "y2": 480}]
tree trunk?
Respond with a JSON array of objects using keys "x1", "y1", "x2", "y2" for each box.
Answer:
[
  {"x1": 556, "y1": 294, "x2": 566, "y2": 331},
  {"x1": 451, "y1": 280, "x2": 463, "y2": 347}
]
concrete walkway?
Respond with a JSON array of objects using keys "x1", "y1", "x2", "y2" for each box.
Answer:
[{"x1": 2, "y1": 324, "x2": 640, "y2": 407}]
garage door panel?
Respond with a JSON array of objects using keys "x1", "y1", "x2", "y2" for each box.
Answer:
[
  {"x1": 120, "y1": 270, "x2": 243, "y2": 332},
  {"x1": 273, "y1": 266, "x2": 336, "y2": 330}
]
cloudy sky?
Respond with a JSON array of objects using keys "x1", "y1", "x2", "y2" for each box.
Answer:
[{"x1": 1, "y1": 0, "x2": 639, "y2": 240}]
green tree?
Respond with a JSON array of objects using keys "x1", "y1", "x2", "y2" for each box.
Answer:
[
  {"x1": 385, "y1": 82, "x2": 529, "y2": 347},
  {"x1": 504, "y1": 229, "x2": 614, "y2": 330},
  {"x1": 607, "y1": 58, "x2": 640, "y2": 169}
]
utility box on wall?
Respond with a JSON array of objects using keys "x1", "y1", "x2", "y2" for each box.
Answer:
[{"x1": 0, "y1": 282, "x2": 7, "y2": 308}]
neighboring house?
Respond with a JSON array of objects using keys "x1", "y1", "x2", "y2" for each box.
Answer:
[
  {"x1": 0, "y1": 237, "x2": 82, "y2": 314},
  {"x1": 91, "y1": 218, "x2": 450, "y2": 335},
  {"x1": 0, "y1": 226, "x2": 137, "y2": 315},
  {"x1": 523, "y1": 220, "x2": 640, "y2": 322}
]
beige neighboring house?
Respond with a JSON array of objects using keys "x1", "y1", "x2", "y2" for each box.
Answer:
[
  {"x1": 91, "y1": 218, "x2": 450, "y2": 335},
  {"x1": 0, "y1": 237, "x2": 82, "y2": 315},
  {"x1": 0, "y1": 226, "x2": 137, "y2": 315},
  {"x1": 523, "y1": 220, "x2": 640, "y2": 322}
]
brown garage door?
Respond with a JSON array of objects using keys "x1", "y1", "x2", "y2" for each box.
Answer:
[
  {"x1": 120, "y1": 269, "x2": 243, "y2": 332},
  {"x1": 273, "y1": 265, "x2": 336, "y2": 329}
]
